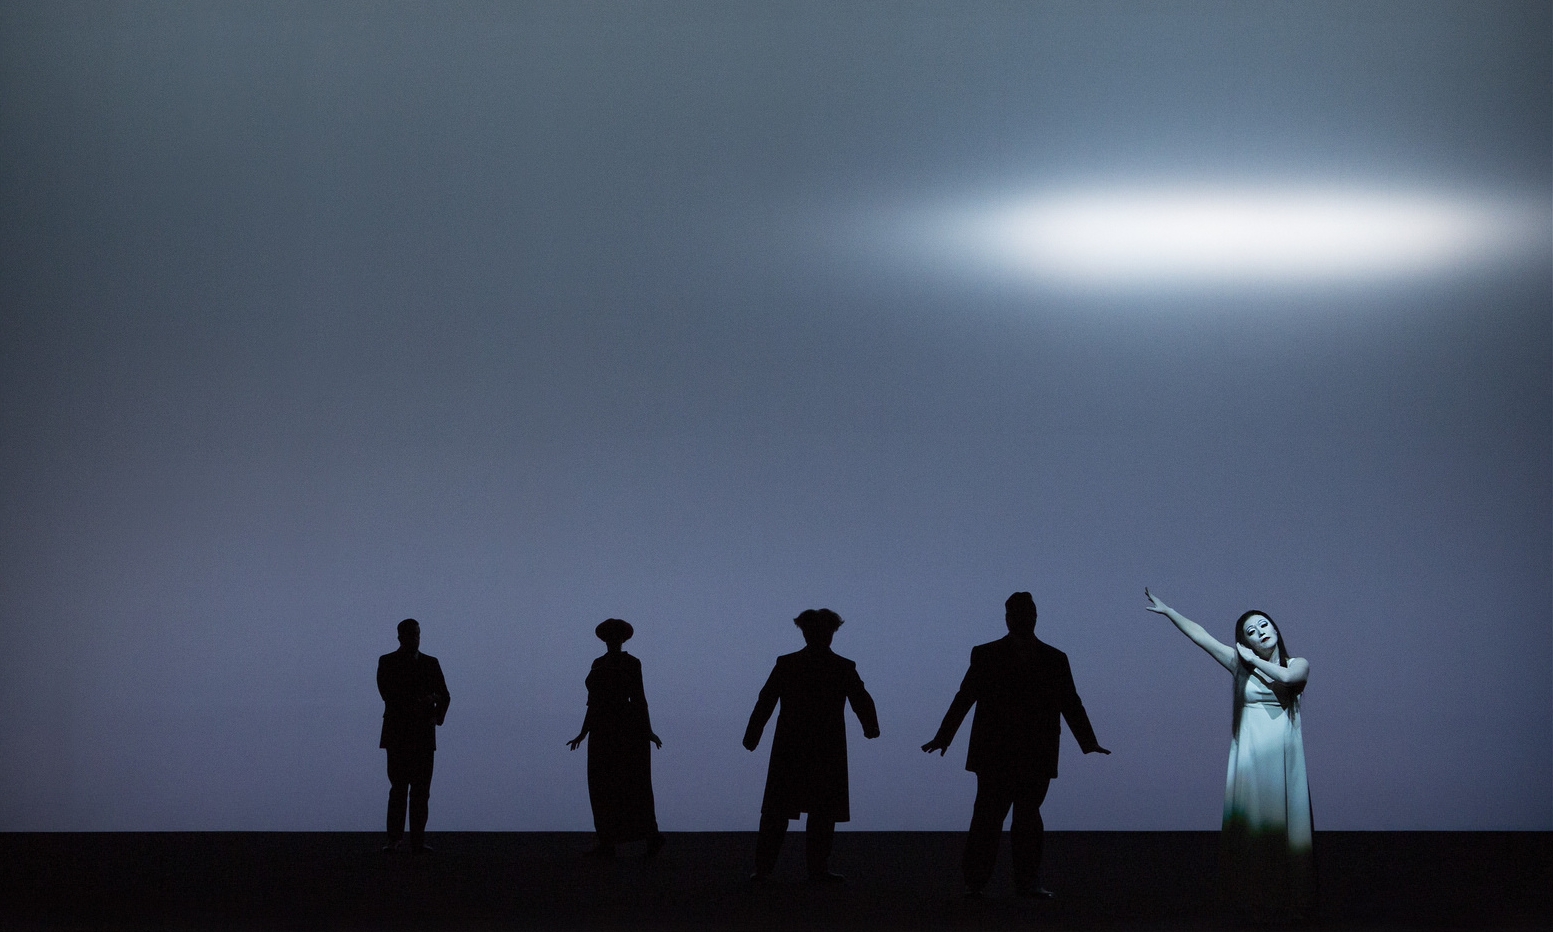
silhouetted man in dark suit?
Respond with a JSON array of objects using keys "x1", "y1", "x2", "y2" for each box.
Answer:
[
  {"x1": 378, "y1": 618, "x2": 450, "y2": 853},
  {"x1": 744, "y1": 609, "x2": 880, "y2": 882},
  {"x1": 922, "y1": 592, "x2": 1109, "y2": 897}
]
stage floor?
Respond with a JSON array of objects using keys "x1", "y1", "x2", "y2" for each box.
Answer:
[{"x1": 3, "y1": 831, "x2": 1547, "y2": 930}]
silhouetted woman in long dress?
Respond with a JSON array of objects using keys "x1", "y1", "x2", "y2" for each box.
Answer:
[
  {"x1": 1145, "y1": 590, "x2": 1314, "y2": 918},
  {"x1": 568, "y1": 619, "x2": 665, "y2": 858}
]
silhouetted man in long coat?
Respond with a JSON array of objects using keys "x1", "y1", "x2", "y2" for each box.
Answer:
[
  {"x1": 923, "y1": 592, "x2": 1108, "y2": 897},
  {"x1": 378, "y1": 618, "x2": 450, "y2": 853},
  {"x1": 744, "y1": 609, "x2": 880, "y2": 881}
]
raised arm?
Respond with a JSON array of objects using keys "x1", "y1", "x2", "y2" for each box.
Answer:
[{"x1": 1145, "y1": 588, "x2": 1237, "y2": 673}]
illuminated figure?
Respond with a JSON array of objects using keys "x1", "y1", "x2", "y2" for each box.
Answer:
[
  {"x1": 377, "y1": 618, "x2": 451, "y2": 854},
  {"x1": 1145, "y1": 589, "x2": 1315, "y2": 916},
  {"x1": 567, "y1": 619, "x2": 665, "y2": 859},
  {"x1": 743, "y1": 609, "x2": 880, "y2": 882},
  {"x1": 922, "y1": 591, "x2": 1109, "y2": 898}
]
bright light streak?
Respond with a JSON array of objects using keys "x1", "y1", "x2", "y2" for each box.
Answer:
[{"x1": 941, "y1": 189, "x2": 1537, "y2": 287}]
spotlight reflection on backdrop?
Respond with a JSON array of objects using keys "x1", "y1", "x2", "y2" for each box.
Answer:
[{"x1": 922, "y1": 187, "x2": 1539, "y2": 289}]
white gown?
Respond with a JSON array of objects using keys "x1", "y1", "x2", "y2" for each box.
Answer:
[{"x1": 1222, "y1": 665, "x2": 1315, "y2": 913}]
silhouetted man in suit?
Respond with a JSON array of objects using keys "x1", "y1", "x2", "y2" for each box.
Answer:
[
  {"x1": 378, "y1": 618, "x2": 450, "y2": 853},
  {"x1": 922, "y1": 592, "x2": 1109, "y2": 897},
  {"x1": 744, "y1": 609, "x2": 880, "y2": 882}
]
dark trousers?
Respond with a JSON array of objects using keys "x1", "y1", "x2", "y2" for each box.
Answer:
[
  {"x1": 754, "y1": 812, "x2": 836, "y2": 878},
  {"x1": 962, "y1": 771, "x2": 1051, "y2": 892},
  {"x1": 386, "y1": 747, "x2": 435, "y2": 848}
]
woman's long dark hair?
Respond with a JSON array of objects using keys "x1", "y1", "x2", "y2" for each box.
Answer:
[{"x1": 1235, "y1": 610, "x2": 1289, "y2": 668}]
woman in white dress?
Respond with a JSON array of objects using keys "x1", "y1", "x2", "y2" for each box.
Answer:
[{"x1": 1145, "y1": 589, "x2": 1315, "y2": 917}]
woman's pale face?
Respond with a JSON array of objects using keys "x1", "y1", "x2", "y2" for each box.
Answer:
[{"x1": 1242, "y1": 615, "x2": 1279, "y2": 660}]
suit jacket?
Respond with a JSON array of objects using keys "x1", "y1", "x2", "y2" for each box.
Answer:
[
  {"x1": 744, "y1": 646, "x2": 879, "y2": 821},
  {"x1": 378, "y1": 649, "x2": 451, "y2": 751},
  {"x1": 929, "y1": 633, "x2": 1099, "y2": 780}
]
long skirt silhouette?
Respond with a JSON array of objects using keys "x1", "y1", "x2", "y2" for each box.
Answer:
[
  {"x1": 583, "y1": 651, "x2": 660, "y2": 843},
  {"x1": 1222, "y1": 667, "x2": 1315, "y2": 914}
]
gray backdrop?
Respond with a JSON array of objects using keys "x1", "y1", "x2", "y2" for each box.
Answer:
[{"x1": 2, "y1": 1, "x2": 1548, "y2": 831}]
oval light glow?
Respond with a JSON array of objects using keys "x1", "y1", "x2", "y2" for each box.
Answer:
[{"x1": 950, "y1": 189, "x2": 1534, "y2": 287}]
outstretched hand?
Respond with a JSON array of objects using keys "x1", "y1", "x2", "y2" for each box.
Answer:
[
  {"x1": 1087, "y1": 745, "x2": 1112, "y2": 755},
  {"x1": 921, "y1": 737, "x2": 949, "y2": 756},
  {"x1": 1144, "y1": 587, "x2": 1171, "y2": 615}
]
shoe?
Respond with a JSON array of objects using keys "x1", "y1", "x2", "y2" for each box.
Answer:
[
  {"x1": 1015, "y1": 884, "x2": 1055, "y2": 900},
  {"x1": 644, "y1": 833, "x2": 666, "y2": 859},
  {"x1": 411, "y1": 843, "x2": 434, "y2": 855},
  {"x1": 381, "y1": 838, "x2": 406, "y2": 853},
  {"x1": 807, "y1": 871, "x2": 845, "y2": 884}
]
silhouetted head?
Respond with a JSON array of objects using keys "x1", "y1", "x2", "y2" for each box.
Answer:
[
  {"x1": 396, "y1": 618, "x2": 421, "y2": 653},
  {"x1": 1004, "y1": 592, "x2": 1037, "y2": 635},
  {"x1": 595, "y1": 618, "x2": 634, "y2": 649},
  {"x1": 1235, "y1": 611, "x2": 1288, "y2": 667},
  {"x1": 794, "y1": 608, "x2": 843, "y2": 648}
]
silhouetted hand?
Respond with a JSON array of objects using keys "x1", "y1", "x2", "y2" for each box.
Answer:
[
  {"x1": 863, "y1": 726, "x2": 880, "y2": 740},
  {"x1": 921, "y1": 737, "x2": 950, "y2": 756},
  {"x1": 1086, "y1": 745, "x2": 1112, "y2": 755},
  {"x1": 742, "y1": 731, "x2": 759, "y2": 751},
  {"x1": 650, "y1": 732, "x2": 663, "y2": 749},
  {"x1": 567, "y1": 733, "x2": 586, "y2": 750}
]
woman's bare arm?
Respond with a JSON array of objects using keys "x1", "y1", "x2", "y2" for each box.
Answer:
[
  {"x1": 1235, "y1": 643, "x2": 1310, "y2": 689},
  {"x1": 567, "y1": 708, "x2": 592, "y2": 750},
  {"x1": 1145, "y1": 589, "x2": 1237, "y2": 673}
]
